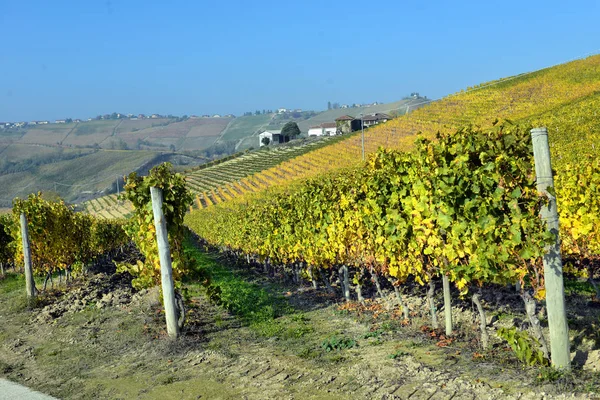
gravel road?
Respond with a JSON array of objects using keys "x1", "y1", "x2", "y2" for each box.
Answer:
[{"x1": 0, "y1": 379, "x2": 57, "y2": 400}]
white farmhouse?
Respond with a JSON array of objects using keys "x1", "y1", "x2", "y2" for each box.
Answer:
[
  {"x1": 259, "y1": 130, "x2": 284, "y2": 146},
  {"x1": 308, "y1": 122, "x2": 337, "y2": 137}
]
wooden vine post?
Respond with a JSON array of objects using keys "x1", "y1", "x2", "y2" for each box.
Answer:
[
  {"x1": 530, "y1": 127, "x2": 570, "y2": 370},
  {"x1": 442, "y1": 275, "x2": 452, "y2": 335},
  {"x1": 20, "y1": 213, "x2": 37, "y2": 299},
  {"x1": 150, "y1": 186, "x2": 180, "y2": 339}
]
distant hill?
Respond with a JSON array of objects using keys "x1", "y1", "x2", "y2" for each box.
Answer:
[
  {"x1": 0, "y1": 97, "x2": 430, "y2": 206},
  {"x1": 0, "y1": 116, "x2": 235, "y2": 205},
  {"x1": 14, "y1": 116, "x2": 232, "y2": 151}
]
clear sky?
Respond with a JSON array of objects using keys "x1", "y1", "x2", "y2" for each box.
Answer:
[{"x1": 1, "y1": 0, "x2": 599, "y2": 121}]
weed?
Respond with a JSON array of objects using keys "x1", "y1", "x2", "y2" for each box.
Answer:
[
  {"x1": 388, "y1": 350, "x2": 409, "y2": 359},
  {"x1": 362, "y1": 329, "x2": 384, "y2": 339},
  {"x1": 536, "y1": 367, "x2": 577, "y2": 392},
  {"x1": 291, "y1": 313, "x2": 310, "y2": 323},
  {"x1": 497, "y1": 327, "x2": 549, "y2": 366},
  {"x1": 536, "y1": 366, "x2": 567, "y2": 383},
  {"x1": 296, "y1": 347, "x2": 320, "y2": 359},
  {"x1": 251, "y1": 320, "x2": 285, "y2": 337},
  {"x1": 251, "y1": 314, "x2": 314, "y2": 339},
  {"x1": 380, "y1": 320, "x2": 401, "y2": 332},
  {"x1": 158, "y1": 375, "x2": 177, "y2": 385},
  {"x1": 408, "y1": 340, "x2": 425, "y2": 348},
  {"x1": 321, "y1": 335, "x2": 357, "y2": 352},
  {"x1": 324, "y1": 353, "x2": 347, "y2": 363}
]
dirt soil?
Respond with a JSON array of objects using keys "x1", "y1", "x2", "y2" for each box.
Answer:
[{"x1": 1, "y1": 251, "x2": 599, "y2": 400}]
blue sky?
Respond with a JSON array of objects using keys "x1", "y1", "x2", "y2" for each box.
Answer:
[{"x1": 1, "y1": 0, "x2": 599, "y2": 121}]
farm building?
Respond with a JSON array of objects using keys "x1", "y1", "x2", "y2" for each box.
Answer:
[
  {"x1": 259, "y1": 130, "x2": 291, "y2": 146},
  {"x1": 335, "y1": 115, "x2": 361, "y2": 134},
  {"x1": 308, "y1": 122, "x2": 337, "y2": 136},
  {"x1": 362, "y1": 113, "x2": 392, "y2": 128}
]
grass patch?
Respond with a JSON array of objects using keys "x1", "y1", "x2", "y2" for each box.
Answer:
[
  {"x1": 564, "y1": 279, "x2": 597, "y2": 296},
  {"x1": 184, "y1": 239, "x2": 291, "y2": 325},
  {"x1": 0, "y1": 272, "x2": 24, "y2": 294}
]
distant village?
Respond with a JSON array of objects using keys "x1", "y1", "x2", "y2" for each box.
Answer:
[
  {"x1": 0, "y1": 112, "x2": 236, "y2": 130},
  {"x1": 1, "y1": 94, "x2": 423, "y2": 134},
  {"x1": 258, "y1": 112, "x2": 392, "y2": 147}
]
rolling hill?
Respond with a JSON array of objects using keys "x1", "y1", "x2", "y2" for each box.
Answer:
[
  {"x1": 73, "y1": 54, "x2": 600, "y2": 219},
  {"x1": 1, "y1": 98, "x2": 427, "y2": 208}
]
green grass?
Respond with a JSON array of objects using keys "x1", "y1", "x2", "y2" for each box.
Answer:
[
  {"x1": 564, "y1": 279, "x2": 597, "y2": 296},
  {"x1": 0, "y1": 273, "x2": 23, "y2": 295},
  {"x1": 183, "y1": 238, "x2": 291, "y2": 324}
]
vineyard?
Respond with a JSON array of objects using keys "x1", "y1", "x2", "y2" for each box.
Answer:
[
  {"x1": 79, "y1": 136, "x2": 341, "y2": 218},
  {"x1": 80, "y1": 193, "x2": 133, "y2": 219},
  {"x1": 0, "y1": 194, "x2": 129, "y2": 288},
  {"x1": 180, "y1": 55, "x2": 600, "y2": 209},
  {"x1": 184, "y1": 55, "x2": 600, "y2": 373},
  {"x1": 2, "y1": 56, "x2": 600, "y2": 398}
]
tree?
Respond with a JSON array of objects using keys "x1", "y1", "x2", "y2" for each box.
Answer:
[
  {"x1": 281, "y1": 121, "x2": 301, "y2": 141},
  {"x1": 261, "y1": 137, "x2": 270, "y2": 146},
  {"x1": 328, "y1": 101, "x2": 332, "y2": 110}
]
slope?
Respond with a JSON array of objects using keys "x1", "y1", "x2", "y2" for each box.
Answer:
[{"x1": 187, "y1": 54, "x2": 600, "y2": 208}]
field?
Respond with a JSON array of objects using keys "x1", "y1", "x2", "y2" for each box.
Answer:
[
  {"x1": 217, "y1": 114, "x2": 274, "y2": 143},
  {"x1": 180, "y1": 54, "x2": 600, "y2": 390},
  {"x1": 0, "y1": 98, "x2": 433, "y2": 209},
  {"x1": 4, "y1": 55, "x2": 600, "y2": 398},
  {"x1": 176, "y1": 55, "x2": 600, "y2": 211},
  {"x1": 116, "y1": 118, "x2": 169, "y2": 133},
  {"x1": 19, "y1": 124, "x2": 75, "y2": 145},
  {"x1": 80, "y1": 137, "x2": 338, "y2": 219},
  {"x1": 0, "y1": 143, "x2": 92, "y2": 163}
]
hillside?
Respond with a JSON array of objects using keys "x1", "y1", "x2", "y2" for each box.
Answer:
[
  {"x1": 12, "y1": 117, "x2": 232, "y2": 151},
  {"x1": 0, "y1": 117, "x2": 233, "y2": 206},
  {"x1": 0, "y1": 98, "x2": 420, "y2": 207},
  {"x1": 182, "y1": 55, "x2": 600, "y2": 209},
  {"x1": 295, "y1": 98, "x2": 427, "y2": 132},
  {"x1": 78, "y1": 136, "x2": 341, "y2": 218}
]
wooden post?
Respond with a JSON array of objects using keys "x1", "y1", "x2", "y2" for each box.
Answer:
[
  {"x1": 442, "y1": 275, "x2": 452, "y2": 335},
  {"x1": 150, "y1": 187, "x2": 180, "y2": 339},
  {"x1": 531, "y1": 127, "x2": 570, "y2": 370},
  {"x1": 20, "y1": 213, "x2": 36, "y2": 298}
]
